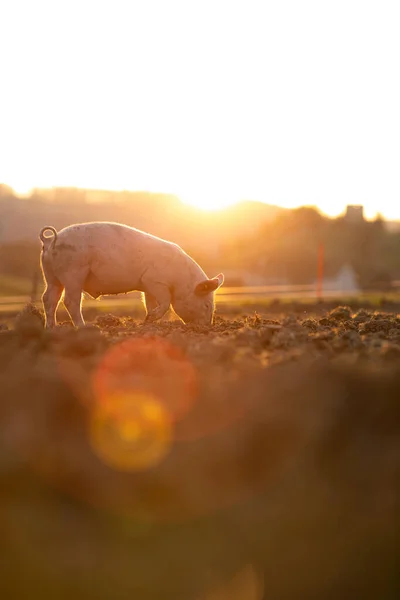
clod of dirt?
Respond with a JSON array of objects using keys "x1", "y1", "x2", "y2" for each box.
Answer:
[
  {"x1": 235, "y1": 327, "x2": 262, "y2": 345},
  {"x1": 51, "y1": 326, "x2": 107, "y2": 357},
  {"x1": 95, "y1": 313, "x2": 124, "y2": 328},
  {"x1": 301, "y1": 318, "x2": 319, "y2": 331},
  {"x1": 333, "y1": 330, "x2": 364, "y2": 353},
  {"x1": 318, "y1": 317, "x2": 336, "y2": 327},
  {"x1": 312, "y1": 331, "x2": 335, "y2": 342},
  {"x1": 14, "y1": 303, "x2": 45, "y2": 337},
  {"x1": 359, "y1": 319, "x2": 395, "y2": 335},
  {"x1": 244, "y1": 312, "x2": 262, "y2": 326},
  {"x1": 56, "y1": 321, "x2": 75, "y2": 329},
  {"x1": 341, "y1": 320, "x2": 358, "y2": 331},
  {"x1": 353, "y1": 309, "x2": 371, "y2": 323},
  {"x1": 185, "y1": 323, "x2": 212, "y2": 335},
  {"x1": 270, "y1": 328, "x2": 303, "y2": 350},
  {"x1": 312, "y1": 339, "x2": 335, "y2": 355},
  {"x1": 340, "y1": 330, "x2": 363, "y2": 348},
  {"x1": 388, "y1": 328, "x2": 400, "y2": 342},
  {"x1": 329, "y1": 306, "x2": 352, "y2": 321},
  {"x1": 259, "y1": 325, "x2": 283, "y2": 348}
]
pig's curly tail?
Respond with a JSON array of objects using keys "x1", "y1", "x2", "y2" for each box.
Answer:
[{"x1": 39, "y1": 226, "x2": 58, "y2": 245}]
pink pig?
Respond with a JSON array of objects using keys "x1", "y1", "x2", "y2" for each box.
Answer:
[{"x1": 39, "y1": 222, "x2": 224, "y2": 328}]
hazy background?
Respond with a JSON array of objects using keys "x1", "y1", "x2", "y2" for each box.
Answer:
[{"x1": 1, "y1": 184, "x2": 400, "y2": 298}]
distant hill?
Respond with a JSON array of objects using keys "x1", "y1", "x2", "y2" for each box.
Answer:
[{"x1": 0, "y1": 188, "x2": 286, "y2": 255}]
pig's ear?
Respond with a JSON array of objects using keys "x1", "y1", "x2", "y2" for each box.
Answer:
[{"x1": 194, "y1": 273, "x2": 224, "y2": 296}]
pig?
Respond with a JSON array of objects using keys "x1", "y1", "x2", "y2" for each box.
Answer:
[{"x1": 39, "y1": 221, "x2": 224, "y2": 328}]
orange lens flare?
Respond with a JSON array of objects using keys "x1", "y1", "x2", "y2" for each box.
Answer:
[
  {"x1": 92, "y1": 336, "x2": 198, "y2": 423},
  {"x1": 89, "y1": 391, "x2": 172, "y2": 472},
  {"x1": 89, "y1": 336, "x2": 198, "y2": 471}
]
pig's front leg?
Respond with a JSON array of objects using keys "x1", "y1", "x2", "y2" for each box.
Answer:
[{"x1": 142, "y1": 282, "x2": 171, "y2": 322}]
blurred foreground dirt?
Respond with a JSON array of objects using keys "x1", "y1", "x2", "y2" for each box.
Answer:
[{"x1": 0, "y1": 304, "x2": 399, "y2": 599}]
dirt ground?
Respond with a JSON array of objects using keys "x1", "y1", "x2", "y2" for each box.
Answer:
[{"x1": 0, "y1": 302, "x2": 399, "y2": 599}]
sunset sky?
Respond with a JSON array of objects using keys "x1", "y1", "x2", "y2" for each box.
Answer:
[{"x1": 1, "y1": 1, "x2": 399, "y2": 218}]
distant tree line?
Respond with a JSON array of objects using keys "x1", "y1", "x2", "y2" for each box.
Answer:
[{"x1": 220, "y1": 207, "x2": 400, "y2": 289}]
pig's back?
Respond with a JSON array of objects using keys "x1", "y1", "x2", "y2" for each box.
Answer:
[
  {"x1": 54, "y1": 222, "x2": 183, "y2": 297},
  {"x1": 57, "y1": 222, "x2": 173, "y2": 252}
]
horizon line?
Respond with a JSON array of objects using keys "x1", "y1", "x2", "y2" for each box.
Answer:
[{"x1": 1, "y1": 182, "x2": 397, "y2": 222}]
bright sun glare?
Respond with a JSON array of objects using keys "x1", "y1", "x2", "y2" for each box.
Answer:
[
  {"x1": 1, "y1": 2, "x2": 400, "y2": 219},
  {"x1": 180, "y1": 196, "x2": 239, "y2": 211}
]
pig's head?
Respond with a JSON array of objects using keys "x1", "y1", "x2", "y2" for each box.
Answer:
[{"x1": 172, "y1": 273, "x2": 224, "y2": 325}]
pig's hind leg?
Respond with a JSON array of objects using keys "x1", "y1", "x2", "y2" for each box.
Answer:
[
  {"x1": 41, "y1": 256, "x2": 63, "y2": 328},
  {"x1": 62, "y1": 267, "x2": 90, "y2": 328},
  {"x1": 42, "y1": 283, "x2": 63, "y2": 328}
]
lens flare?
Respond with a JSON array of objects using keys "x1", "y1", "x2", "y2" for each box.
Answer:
[
  {"x1": 89, "y1": 336, "x2": 198, "y2": 472},
  {"x1": 89, "y1": 391, "x2": 172, "y2": 472},
  {"x1": 92, "y1": 336, "x2": 198, "y2": 423}
]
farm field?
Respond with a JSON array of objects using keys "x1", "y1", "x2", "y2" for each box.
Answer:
[{"x1": 0, "y1": 301, "x2": 399, "y2": 599}]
